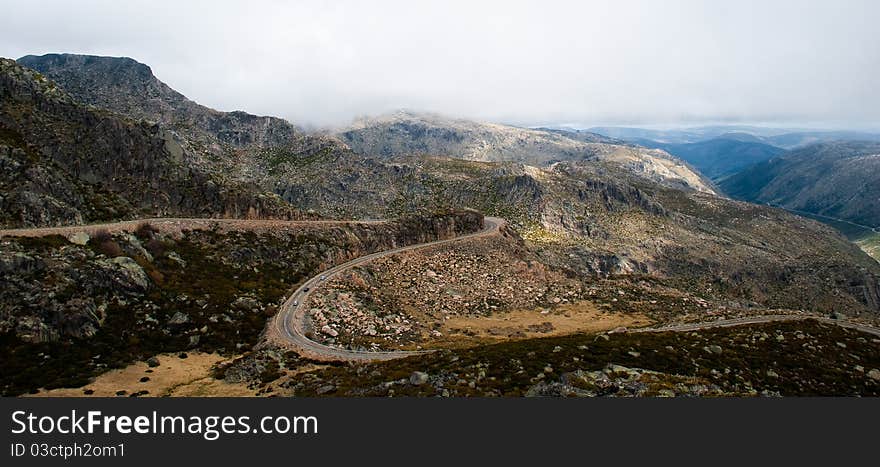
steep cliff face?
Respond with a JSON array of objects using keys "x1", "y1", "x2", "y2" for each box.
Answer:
[
  {"x1": 0, "y1": 58, "x2": 303, "y2": 227},
  {"x1": 0, "y1": 210, "x2": 482, "y2": 395}
]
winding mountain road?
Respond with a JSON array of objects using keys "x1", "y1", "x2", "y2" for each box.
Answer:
[
  {"x1": 268, "y1": 218, "x2": 880, "y2": 362},
  {"x1": 5, "y1": 216, "x2": 879, "y2": 363},
  {"x1": 269, "y1": 217, "x2": 505, "y2": 361}
]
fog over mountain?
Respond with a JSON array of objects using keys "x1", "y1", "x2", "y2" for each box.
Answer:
[{"x1": 2, "y1": 0, "x2": 879, "y2": 128}]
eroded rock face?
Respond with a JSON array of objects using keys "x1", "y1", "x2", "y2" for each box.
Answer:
[
  {"x1": 17, "y1": 54, "x2": 346, "y2": 153},
  {"x1": 0, "y1": 242, "x2": 152, "y2": 343}
]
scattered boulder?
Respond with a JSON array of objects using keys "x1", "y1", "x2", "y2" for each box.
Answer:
[
  {"x1": 97, "y1": 256, "x2": 150, "y2": 291},
  {"x1": 409, "y1": 371, "x2": 429, "y2": 385},
  {"x1": 168, "y1": 312, "x2": 190, "y2": 325},
  {"x1": 146, "y1": 356, "x2": 160, "y2": 367},
  {"x1": 166, "y1": 251, "x2": 187, "y2": 267},
  {"x1": 67, "y1": 231, "x2": 90, "y2": 245},
  {"x1": 232, "y1": 296, "x2": 261, "y2": 311}
]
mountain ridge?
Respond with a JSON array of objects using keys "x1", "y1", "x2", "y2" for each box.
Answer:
[
  {"x1": 0, "y1": 58, "x2": 307, "y2": 227},
  {"x1": 590, "y1": 125, "x2": 880, "y2": 149},
  {"x1": 337, "y1": 110, "x2": 716, "y2": 194}
]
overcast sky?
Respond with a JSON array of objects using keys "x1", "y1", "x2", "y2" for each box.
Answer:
[{"x1": 2, "y1": 0, "x2": 879, "y2": 129}]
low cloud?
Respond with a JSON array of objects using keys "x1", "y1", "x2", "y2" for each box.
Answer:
[{"x1": 2, "y1": 0, "x2": 878, "y2": 129}]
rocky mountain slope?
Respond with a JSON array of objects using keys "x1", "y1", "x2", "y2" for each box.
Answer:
[
  {"x1": 16, "y1": 54, "x2": 347, "y2": 183},
  {"x1": 858, "y1": 234, "x2": 880, "y2": 261},
  {"x1": 0, "y1": 210, "x2": 481, "y2": 395},
  {"x1": 262, "y1": 148, "x2": 880, "y2": 316},
  {"x1": 720, "y1": 141, "x2": 880, "y2": 228},
  {"x1": 289, "y1": 320, "x2": 880, "y2": 397},
  {"x1": 0, "y1": 58, "x2": 307, "y2": 228},
  {"x1": 337, "y1": 111, "x2": 715, "y2": 194},
  {"x1": 591, "y1": 125, "x2": 880, "y2": 149},
  {"x1": 17, "y1": 54, "x2": 345, "y2": 153},
  {"x1": 18, "y1": 54, "x2": 714, "y2": 197}
]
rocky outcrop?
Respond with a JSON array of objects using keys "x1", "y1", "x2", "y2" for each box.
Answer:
[{"x1": 525, "y1": 365, "x2": 732, "y2": 397}]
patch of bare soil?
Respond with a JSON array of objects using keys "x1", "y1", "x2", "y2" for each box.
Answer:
[
  {"x1": 28, "y1": 352, "x2": 254, "y2": 397},
  {"x1": 432, "y1": 300, "x2": 650, "y2": 347}
]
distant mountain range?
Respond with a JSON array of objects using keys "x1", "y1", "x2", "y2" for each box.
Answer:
[
  {"x1": 719, "y1": 141, "x2": 880, "y2": 230},
  {"x1": 628, "y1": 135, "x2": 786, "y2": 180},
  {"x1": 588, "y1": 128, "x2": 880, "y2": 232},
  {"x1": 589, "y1": 125, "x2": 880, "y2": 149}
]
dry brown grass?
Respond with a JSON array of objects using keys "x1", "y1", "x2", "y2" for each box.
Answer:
[{"x1": 27, "y1": 352, "x2": 255, "y2": 398}]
